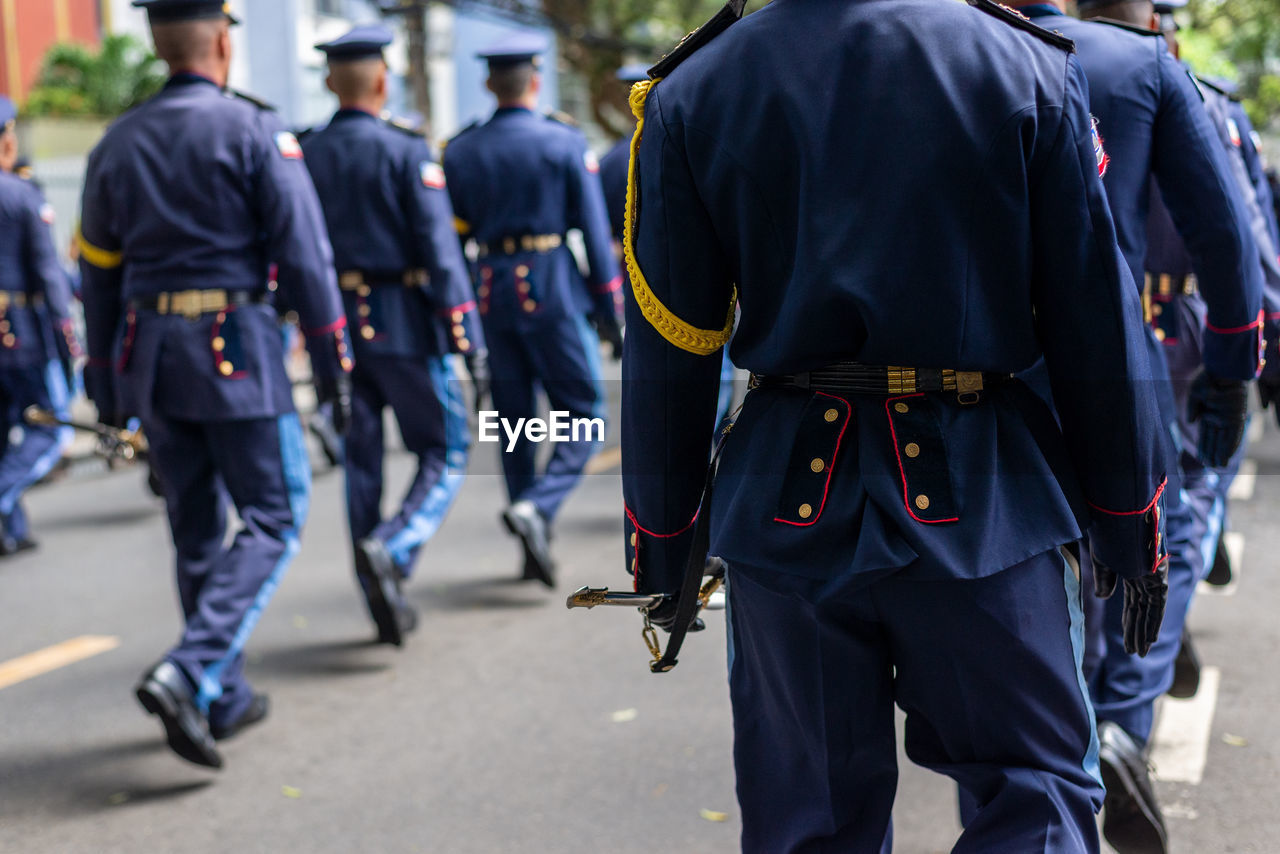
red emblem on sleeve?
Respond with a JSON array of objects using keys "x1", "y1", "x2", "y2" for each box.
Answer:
[
  {"x1": 1091, "y1": 117, "x2": 1110, "y2": 178},
  {"x1": 421, "y1": 162, "x2": 446, "y2": 189},
  {"x1": 275, "y1": 132, "x2": 304, "y2": 160}
]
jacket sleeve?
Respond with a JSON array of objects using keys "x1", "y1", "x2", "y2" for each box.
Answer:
[
  {"x1": 622, "y1": 83, "x2": 734, "y2": 595},
  {"x1": 565, "y1": 134, "x2": 623, "y2": 321},
  {"x1": 77, "y1": 146, "x2": 124, "y2": 385},
  {"x1": 252, "y1": 115, "x2": 351, "y2": 380},
  {"x1": 1151, "y1": 52, "x2": 1263, "y2": 380},
  {"x1": 404, "y1": 142, "x2": 484, "y2": 355},
  {"x1": 21, "y1": 184, "x2": 79, "y2": 359},
  {"x1": 1232, "y1": 104, "x2": 1280, "y2": 251},
  {"x1": 1031, "y1": 56, "x2": 1168, "y2": 580}
]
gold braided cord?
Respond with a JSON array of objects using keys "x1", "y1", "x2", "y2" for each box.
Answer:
[
  {"x1": 623, "y1": 78, "x2": 736, "y2": 356},
  {"x1": 75, "y1": 226, "x2": 122, "y2": 270},
  {"x1": 454, "y1": 216, "x2": 470, "y2": 235}
]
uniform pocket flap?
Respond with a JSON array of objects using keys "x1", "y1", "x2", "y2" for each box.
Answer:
[
  {"x1": 774, "y1": 391, "x2": 852, "y2": 526},
  {"x1": 885, "y1": 394, "x2": 958, "y2": 524}
]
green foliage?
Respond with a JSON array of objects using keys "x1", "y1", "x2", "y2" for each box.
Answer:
[
  {"x1": 1187, "y1": 0, "x2": 1280, "y2": 128},
  {"x1": 22, "y1": 35, "x2": 165, "y2": 118}
]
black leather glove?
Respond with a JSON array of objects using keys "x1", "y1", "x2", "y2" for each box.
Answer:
[
  {"x1": 592, "y1": 312, "x2": 623, "y2": 362},
  {"x1": 1092, "y1": 550, "x2": 1169, "y2": 657},
  {"x1": 645, "y1": 596, "x2": 706, "y2": 634},
  {"x1": 1258, "y1": 373, "x2": 1280, "y2": 428},
  {"x1": 464, "y1": 348, "x2": 491, "y2": 415},
  {"x1": 315, "y1": 373, "x2": 353, "y2": 437},
  {"x1": 1187, "y1": 369, "x2": 1248, "y2": 467}
]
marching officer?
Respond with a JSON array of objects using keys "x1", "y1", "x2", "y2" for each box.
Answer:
[
  {"x1": 302, "y1": 26, "x2": 488, "y2": 647},
  {"x1": 78, "y1": 0, "x2": 352, "y2": 769},
  {"x1": 444, "y1": 34, "x2": 622, "y2": 587},
  {"x1": 0, "y1": 97, "x2": 79, "y2": 556},
  {"x1": 1012, "y1": 2, "x2": 1263, "y2": 850},
  {"x1": 622, "y1": 0, "x2": 1167, "y2": 850}
]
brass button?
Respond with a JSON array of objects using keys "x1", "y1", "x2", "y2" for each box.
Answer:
[
  {"x1": 1152, "y1": 304, "x2": 1163, "y2": 317},
  {"x1": 457, "y1": 338, "x2": 471, "y2": 351},
  {"x1": 810, "y1": 458, "x2": 825, "y2": 473},
  {"x1": 1154, "y1": 328, "x2": 1166, "y2": 341},
  {"x1": 523, "y1": 299, "x2": 537, "y2": 312},
  {"x1": 824, "y1": 408, "x2": 839, "y2": 423},
  {"x1": 452, "y1": 310, "x2": 464, "y2": 323},
  {"x1": 798, "y1": 503, "x2": 813, "y2": 519},
  {"x1": 895, "y1": 402, "x2": 909, "y2": 414},
  {"x1": 914, "y1": 494, "x2": 930, "y2": 511},
  {"x1": 340, "y1": 357, "x2": 354, "y2": 371},
  {"x1": 358, "y1": 305, "x2": 372, "y2": 317},
  {"x1": 216, "y1": 312, "x2": 227, "y2": 324},
  {"x1": 361, "y1": 326, "x2": 376, "y2": 340},
  {"x1": 516, "y1": 265, "x2": 530, "y2": 277},
  {"x1": 478, "y1": 286, "x2": 491, "y2": 298},
  {"x1": 219, "y1": 361, "x2": 234, "y2": 376},
  {"x1": 0, "y1": 321, "x2": 9, "y2": 332},
  {"x1": 905, "y1": 442, "x2": 920, "y2": 458},
  {"x1": 212, "y1": 336, "x2": 225, "y2": 352},
  {"x1": 517, "y1": 282, "x2": 531, "y2": 294},
  {"x1": 357, "y1": 285, "x2": 371, "y2": 297},
  {"x1": 2, "y1": 334, "x2": 14, "y2": 347},
  {"x1": 453, "y1": 324, "x2": 466, "y2": 338},
  {"x1": 630, "y1": 533, "x2": 637, "y2": 547}
]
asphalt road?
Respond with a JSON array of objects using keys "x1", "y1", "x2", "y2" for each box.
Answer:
[{"x1": 1, "y1": 390, "x2": 1277, "y2": 853}]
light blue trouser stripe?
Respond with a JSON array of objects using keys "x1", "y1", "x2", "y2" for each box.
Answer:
[
  {"x1": 1063, "y1": 552, "x2": 1102, "y2": 788},
  {"x1": 197, "y1": 413, "x2": 311, "y2": 710},
  {"x1": 385, "y1": 357, "x2": 469, "y2": 566},
  {"x1": 724, "y1": 572, "x2": 735, "y2": 679},
  {"x1": 0, "y1": 360, "x2": 73, "y2": 517},
  {"x1": 1198, "y1": 475, "x2": 1226, "y2": 582},
  {"x1": 572, "y1": 313, "x2": 608, "y2": 425}
]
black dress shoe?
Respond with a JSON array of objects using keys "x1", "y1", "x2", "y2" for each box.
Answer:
[
  {"x1": 134, "y1": 661, "x2": 223, "y2": 769},
  {"x1": 355, "y1": 539, "x2": 407, "y2": 647},
  {"x1": 211, "y1": 693, "x2": 269, "y2": 741},
  {"x1": 0, "y1": 536, "x2": 37, "y2": 557},
  {"x1": 503, "y1": 501, "x2": 556, "y2": 588},
  {"x1": 1098, "y1": 720, "x2": 1167, "y2": 854},
  {"x1": 1168, "y1": 629, "x2": 1201, "y2": 699},
  {"x1": 385, "y1": 599, "x2": 419, "y2": 645},
  {"x1": 1205, "y1": 534, "x2": 1233, "y2": 586}
]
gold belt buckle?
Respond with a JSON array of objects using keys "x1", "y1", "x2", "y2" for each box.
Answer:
[
  {"x1": 339, "y1": 271, "x2": 364, "y2": 291},
  {"x1": 503, "y1": 237, "x2": 517, "y2": 255},
  {"x1": 955, "y1": 371, "x2": 984, "y2": 405}
]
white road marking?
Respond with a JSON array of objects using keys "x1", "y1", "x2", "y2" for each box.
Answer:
[
  {"x1": 1227, "y1": 459, "x2": 1257, "y2": 502},
  {"x1": 1199, "y1": 532, "x2": 1244, "y2": 598},
  {"x1": 0, "y1": 635, "x2": 121, "y2": 691},
  {"x1": 1149, "y1": 666, "x2": 1220, "y2": 785}
]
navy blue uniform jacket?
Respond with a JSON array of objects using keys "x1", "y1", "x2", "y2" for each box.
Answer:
[
  {"x1": 622, "y1": 0, "x2": 1167, "y2": 593},
  {"x1": 301, "y1": 110, "x2": 483, "y2": 358},
  {"x1": 78, "y1": 74, "x2": 348, "y2": 423}
]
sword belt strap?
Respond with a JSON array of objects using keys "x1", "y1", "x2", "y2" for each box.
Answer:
[
  {"x1": 750, "y1": 363, "x2": 1011, "y2": 404},
  {"x1": 338, "y1": 269, "x2": 430, "y2": 291},
  {"x1": 475, "y1": 233, "x2": 564, "y2": 258},
  {"x1": 131, "y1": 289, "x2": 266, "y2": 319}
]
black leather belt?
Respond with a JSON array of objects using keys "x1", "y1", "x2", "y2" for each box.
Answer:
[
  {"x1": 130, "y1": 289, "x2": 267, "y2": 318},
  {"x1": 750, "y1": 362, "x2": 1012, "y2": 404},
  {"x1": 476, "y1": 233, "x2": 563, "y2": 258}
]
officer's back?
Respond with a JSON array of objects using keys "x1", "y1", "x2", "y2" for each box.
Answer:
[{"x1": 642, "y1": 0, "x2": 1109, "y2": 375}]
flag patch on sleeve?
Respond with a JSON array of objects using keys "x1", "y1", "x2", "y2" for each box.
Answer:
[
  {"x1": 584, "y1": 151, "x2": 600, "y2": 174},
  {"x1": 1091, "y1": 117, "x2": 1110, "y2": 178},
  {"x1": 421, "y1": 162, "x2": 447, "y2": 189},
  {"x1": 275, "y1": 132, "x2": 304, "y2": 160}
]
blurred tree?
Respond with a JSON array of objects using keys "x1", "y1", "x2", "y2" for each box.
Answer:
[
  {"x1": 23, "y1": 35, "x2": 165, "y2": 118},
  {"x1": 1187, "y1": 0, "x2": 1280, "y2": 128}
]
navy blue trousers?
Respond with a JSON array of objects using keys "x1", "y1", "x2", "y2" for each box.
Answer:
[
  {"x1": 728, "y1": 551, "x2": 1102, "y2": 854},
  {"x1": 146, "y1": 412, "x2": 309, "y2": 730},
  {"x1": 485, "y1": 313, "x2": 604, "y2": 522},
  {"x1": 0, "y1": 361, "x2": 71, "y2": 541},
  {"x1": 345, "y1": 354, "x2": 468, "y2": 576}
]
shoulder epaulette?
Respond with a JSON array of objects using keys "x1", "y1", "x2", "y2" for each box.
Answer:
[
  {"x1": 649, "y1": 0, "x2": 748, "y2": 80},
  {"x1": 1090, "y1": 17, "x2": 1161, "y2": 37},
  {"x1": 969, "y1": 0, "x2": 1075, "y2": 51},
  {"x1": 545, "y1": 110, "x2": 578, "y2": 127},
  {"x1": 1196, "y1": 76, "x2": 1242, "y2": 102},
  {"x1": 226, "y1": 88, "x2": 276, "y2": 112},
  {"x1": 384, "y1": 115, "x2": 426, "y2": 137}
]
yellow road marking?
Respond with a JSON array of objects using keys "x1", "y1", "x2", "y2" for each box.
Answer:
[
  {"x1": 585, "y1": 446, "x2": 622, "y2": 475},
  {"x1": 0, "y1": 635, "x2": 121, "y2": 691}
]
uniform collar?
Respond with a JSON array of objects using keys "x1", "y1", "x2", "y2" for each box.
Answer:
[
  {"x1": 1018, "y1": 4, "x2": 1064, "y2": 16},
  {"x1": 332, "y1": 107, "x2": 379, "y2": 122},
  {"x1": 493, "y1": 105, "x2": 535, "y2": 117},
  {"x1": 164, "y1": 71, "x2": 221, "y2": 90}
]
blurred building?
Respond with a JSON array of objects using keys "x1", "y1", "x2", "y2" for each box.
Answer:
[{"x1": 0, "y1": 0, "x2": 100, "y2": 103}]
